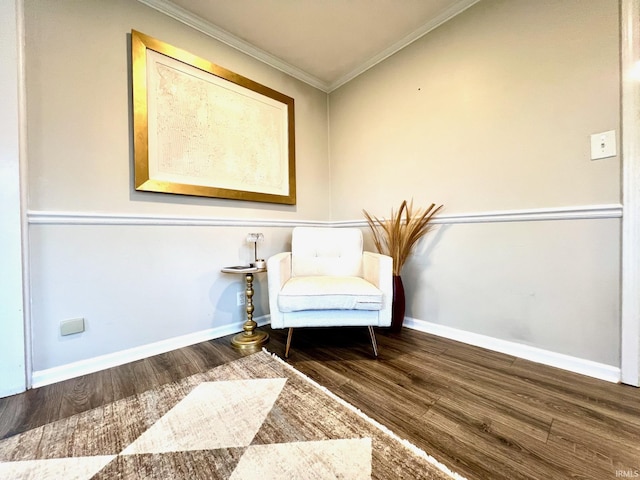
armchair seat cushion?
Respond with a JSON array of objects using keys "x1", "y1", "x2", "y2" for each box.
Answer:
[{"x1": 278, "y1": 276, "x2": 384, "y2": 312}]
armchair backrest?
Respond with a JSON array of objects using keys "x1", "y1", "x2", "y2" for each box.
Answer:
[{"x1": 291, "y1": 227, "x2": 363, "y2": 277}]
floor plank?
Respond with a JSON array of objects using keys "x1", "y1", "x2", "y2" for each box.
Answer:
[
  {"x1": 1, "y1": 326, "x2": 639, "y2": 480},
  {"x1": 270, "y1": 326, "x2": 640, "y2": 480},
  {"x1": 547, "y1": 419, "x2": 640, "y2": 473}
]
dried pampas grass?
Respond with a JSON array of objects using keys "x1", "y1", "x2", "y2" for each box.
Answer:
[{"x1": 363, "y1": 200, "x2": 443, "y2": 276}]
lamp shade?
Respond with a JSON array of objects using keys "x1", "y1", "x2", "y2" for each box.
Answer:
[
  {"x1": 246, "y1": 233, "x2": 264, "y2": 243},
  {"x1": 246, "y1": 233, "x2": 264, "y2": 263}
]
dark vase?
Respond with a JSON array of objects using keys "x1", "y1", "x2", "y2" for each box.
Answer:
[{"x1": 391, "y1": 275, "x2": 405, "y2": 332}]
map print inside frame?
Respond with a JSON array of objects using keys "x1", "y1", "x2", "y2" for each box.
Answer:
[{"x1": 131, "y1": 30, "x2": 296, "y2": 205}]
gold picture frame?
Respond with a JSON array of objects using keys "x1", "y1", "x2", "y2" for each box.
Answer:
[{"x1": 131, "y1": 30, "x2": 296, "y2": 204}]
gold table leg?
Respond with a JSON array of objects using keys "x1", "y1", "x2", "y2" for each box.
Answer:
[{"x1": 231, "y1": 272, "x2": 269, "y2": 351}]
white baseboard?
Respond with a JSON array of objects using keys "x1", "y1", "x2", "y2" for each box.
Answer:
[
  {"x1": 0, "y1": 384, "x2": 26, "y2": 399},
  {"x1": 31, "y1": 316, "x2": 270, "y2": 388},
  {"x1": 403, "y1": 317, "x2": 621, "y2": 383},
  {"x1": 30, "y1": 315, "x2": 622, "y2": 387}
]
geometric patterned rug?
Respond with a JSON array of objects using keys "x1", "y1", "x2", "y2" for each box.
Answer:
[{"x1": 0, "y1": 350, "x2": 466, "y2": 479}]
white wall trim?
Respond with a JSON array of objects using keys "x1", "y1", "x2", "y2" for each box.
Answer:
[
  {"x1": 136, "y1": 0, "x2": 328, "y2": 92},
  {"x1": 336, "y1": 204, "x2": 622, "y2": 227},
  {"x1": 136, "y1": 0, "x2": 480, "y2": 94},
  {"x1": 404, "y1": 317, "x2": 621, "y2": 384},
  {"x1": 31, "y1": 315, "x2": 270, "y2": 388},
  {"x1": 0, "y1": 0, "x2": 28, "y2": 398},
  {"x1": 32, "y1": 312, "x2": 622, "y2": 388},
  {"x1": 620, "y1": 0, "x2": 640, "y2": 387},
  {"x1": 28, "y1": 204, "x2": 622, "y2": 227},
  {"x1": 327, "y1": 0, "x2": 481, "y2": 92},
  {"x1": 27, "y1": 211, "x2": 332, "y2": 227},
  {"x1": 432, "y1": 204, "x2": 622, "y2": 224},
  {"x1": 17, "y1": 0, "x2": 31, "y2": 391}
]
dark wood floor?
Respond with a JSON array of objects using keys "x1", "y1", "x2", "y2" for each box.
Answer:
[{"x1": 1, "y1": 326, "x2": 639, "y2": 480}]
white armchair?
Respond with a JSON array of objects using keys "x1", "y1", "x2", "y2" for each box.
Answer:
[{"x1": 267, "y1": 227, "x2": 393, "y2": 357}]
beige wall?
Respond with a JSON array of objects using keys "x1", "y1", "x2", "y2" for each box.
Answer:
[
  {"x1": 23, "y1": 0, "x2": 623, "y2": 375},
  {"x1": 329, "y1": 0, "x2": 621, "y2": 365},
  {"x1": 330, "y1": 0, "x2": 619, "y2": 217},
  {"x1": 25, "y1": 0, "x2": 328, "y2": 372},
  {"x1": 26, "y1": 0, "x2": 329, "y2": 219}
]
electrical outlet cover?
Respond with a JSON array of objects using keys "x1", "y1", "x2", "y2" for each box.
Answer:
[{"x1": 60, "y1": 318, "x2": 85, "y2": 336}]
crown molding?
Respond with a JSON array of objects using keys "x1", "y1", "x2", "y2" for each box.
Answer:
[
  {"x1": 136, "y1": 0, "x2": 330, "y2": 92},
  {"x1": 136, "y1": 0, "x2": 480, "y2": 93},
  {"x1": 327, "y1": 0, "x2": 482, "y2": 92}
]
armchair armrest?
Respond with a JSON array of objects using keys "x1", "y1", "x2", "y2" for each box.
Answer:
[
  {"x1": 363, "y1": 251, "x2": 393, "y2": 326},
  {"x1": 363, "y1": 252, "x2": 392, "y2": 288},
  {"x1": 267, "y1": 252, "x2": 292, "y2": 328}
]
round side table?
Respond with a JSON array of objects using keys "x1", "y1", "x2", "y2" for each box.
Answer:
[{"x1": 221, "y1": 265, "x2": 269, "y2": 351}]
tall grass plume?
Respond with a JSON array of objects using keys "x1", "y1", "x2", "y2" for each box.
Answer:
[{"x1": 363, "y1": 200, "x2": 443, "y2": 276}]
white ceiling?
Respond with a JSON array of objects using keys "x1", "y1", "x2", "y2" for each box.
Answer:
[{"x1": 141, "y1": 0, "x2": 480, "y2": 92}]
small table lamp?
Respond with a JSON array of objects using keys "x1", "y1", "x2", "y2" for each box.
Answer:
[{"x1": 246, "y1": 233, "x2": 265, "y2": 268}]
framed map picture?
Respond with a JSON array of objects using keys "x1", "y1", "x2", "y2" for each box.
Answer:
[{"x1": 131, "y1": 30, "x2": 296, "y2": 204}]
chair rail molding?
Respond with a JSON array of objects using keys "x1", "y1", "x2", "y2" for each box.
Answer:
[
  {"x1": 27, "y1": 203, "x2": 622, "y2": 227},
  {"x1": 27, "y1": 211, "x2": 331, "y2": 228}
]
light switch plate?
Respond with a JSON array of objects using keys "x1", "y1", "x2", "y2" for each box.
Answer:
[{"x1": 590, "y1": 130, "x2": 616, "y2": 160}]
